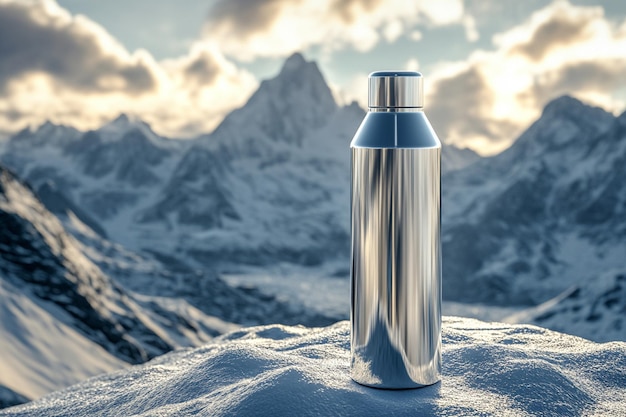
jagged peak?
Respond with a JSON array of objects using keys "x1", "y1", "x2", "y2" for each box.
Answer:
[
  {"x1": 112, "y1": 113, "x2": 130, "y2": 124},
  {"x1": 40, "y1": 120, "x2": 56, "y2": 129},
  {"x1": 541, "y1": 95, "x2": 612, "y2": 124},
  {"x1": 345, "y1": 100, "x2": 364, "y2": 111},
  {"x1": 105, "y1": 113, "x2": 146, "y2": 129},
  {"x1": 34, "y1": 120, "x2": 76, "y2": 134},
  {"x1": 6, "y1": 120, "x2": 80, "y2": 148},
  {"x1": 280, "y1": 52, "x2": 307, "y2": 73},
  {"x1": 98, "y1": 113, "x2": 160, "y2": 144},
  {"x1": 210, "y1": 52, "x2": 338, "y2": 144},
  {"x1": 273, "y1": 52, "x2": 329, "y2": 93}
]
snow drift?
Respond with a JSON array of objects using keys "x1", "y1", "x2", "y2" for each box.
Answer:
[{"x1": 3, "y1": 318, "x2": 625, "y2": 416}]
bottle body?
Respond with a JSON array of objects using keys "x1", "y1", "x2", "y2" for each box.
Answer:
[{"x1": 350, "y1": 110, "x2": 442, "y2": 389}]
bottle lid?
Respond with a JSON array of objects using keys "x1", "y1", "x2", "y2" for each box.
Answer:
[{"x1": 368, "y1": 71, "x2": 423, "y2": 109}]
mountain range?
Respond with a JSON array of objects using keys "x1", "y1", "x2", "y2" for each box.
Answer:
[
  {"x1": 1, "y1": 52, "x2": 624, "y2": 310},
  {"x1": 0, "y1": 53, "x2": 479, "y2": 270},
  {"x1": 442, "y1": 96, "x2": 626, "y2": 306},
  {"x1": 0, "y1": 165, "x2": 236, "y2": 403},
  {"x1": 1, "y1": 52, "x2": 625, "y2": 407}
]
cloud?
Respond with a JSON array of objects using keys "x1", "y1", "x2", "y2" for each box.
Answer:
[
  {"x1": 405, "y1": 58, "x2": 420, "y2": 71},
  {"x1": 424, "y1": 0, "x2": 626, "y2": 155},
  {"x1": 330, "y1": 0, "x2": 382, "y2": 24},
  {"x1": 409, "y1": 30, "x2": 423, "y2": 41},
  {"x1": 0, "y1": 0, "x2": 258, "y2": 137},
  {"x1": 206, "y1": 0, "x2": 291, "y2": 39},
  {"x1": 202, "y1": 0, "x2": 466, "y2": 60},
  {"x1": 462, "y1": 15, "x2": 479, "y2": 42},
  {"x1": 428, "y1": 66, "x2": 518, "y2": 146},
  {"x1": 0, "y1": 0, "x2": 157, "y2": 94},
  {"x1": 502, "y1": 2, "x2": 599, "y2": 61}
]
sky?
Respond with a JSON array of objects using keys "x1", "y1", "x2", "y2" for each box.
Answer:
[{"x1": 1, "y1": 0, "x2": 625, "y2": 154}]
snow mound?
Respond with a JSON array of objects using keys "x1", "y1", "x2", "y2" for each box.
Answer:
[
  {"x1": 4, "y1": 318, "x2": 625, "y2": 416},
  {"x1": 505, "y1": 269, "x2": 626, "y2": 342}
]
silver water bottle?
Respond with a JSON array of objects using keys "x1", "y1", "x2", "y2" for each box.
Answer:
[{"x1": 350, "y1": 71, "x2": 441, "y2": 389}]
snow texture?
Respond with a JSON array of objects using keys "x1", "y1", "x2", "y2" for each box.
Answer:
[
  {"x1": 442, "y1": 96, "x2": 626, "y2": 307},
  {"x1": 505, "y1": 269, "x2": 626, "y2": 342},
  {"x1": 0, "y1": 163, "x2": 335, "y2": 404},
  {"x1": 0, "y1": 279, "x2": 124, "y2": 401},
  {"x1": 2, "y1": 318, "x2": 625, "y2": 417}
]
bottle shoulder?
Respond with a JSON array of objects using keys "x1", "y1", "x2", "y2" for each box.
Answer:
[{"x1": 350, "y1": 111, "x2": 441, "y2": 149}]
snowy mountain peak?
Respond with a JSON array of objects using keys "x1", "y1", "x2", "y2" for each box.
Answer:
[
  {"x1": 542, "y1": 95, "x2": 584, "y2": 115},
  {"x1": 281, "y1": 52, "x2": 307, "y2": 73},
  {"x1": 38, "y1": 120, "x2": 56, "y2": 131},
  {"x1": 112, "y1": 113, "x2": 130, "y2": 124},
  {"x1": 6, "y1": 121, "x2": 81, "y2": 149},
  {"x1": 541, "y1": 95, "x2": 613, "y2": 127},
  {"x1": 275, "y1": 53, "x2": 333, "y2": 102},
  {"x1": 99, "y1": 113, "x2": 152, "y2": 139},
  {"x1": 210, "y1": 53, "x2": 338, "y2": 146},
  {"x1": 107, "y1": 113, "x2": 145, "y2": 128}
]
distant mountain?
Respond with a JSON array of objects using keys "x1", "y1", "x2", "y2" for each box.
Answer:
[
  {"x1": 0, "y1": 165, "x2": 230, "y2": 363},
  {"x1": 442, "y1": 96, "x2": 626, "y2": 305},
  {"x1": 0, "y1": 53, "x2": 479, "y2": 271},
  {"x1": 2, "y1": 55, "x2": 624, "y2": 316},
  {"x1": 1, "y1": 164, "x2": 307, "y2": 405},
  {"x1": 0, "y1": 114, "x2": 190, "y2": 251},
  {"x1": 442, "y1": 143, "x2": 480, "y2": 173},
  {"x1": 505, "y1": 269, "x2": 626, "y2": 342}
]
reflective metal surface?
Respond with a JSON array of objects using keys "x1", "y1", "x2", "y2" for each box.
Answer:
[
  {"x1": 350, "y1": 72, "x2": 441, "y2": 388},
  {"x1": 368, "y1": 71, "x2": 423, "y2": 109},
  {"x1": 350, "y1": 146, "x2": 441, "y2": 388}
]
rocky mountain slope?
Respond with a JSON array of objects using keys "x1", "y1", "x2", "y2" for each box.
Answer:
[
  {"x1": 442, "y1": 96, "x2": 626, "y2": 306},
  {"x1": 0, "y1": 164, "x2": 332, "y2": 407},
  {"x1": 1, "y1": 166, "x2": 184, "y2": 364},
  {"x1": 505, "y1": 269, "x2": 626, "y2": 342},
  {"x1": 2, "y1": 52, "x2": 623, "y2": 344}
]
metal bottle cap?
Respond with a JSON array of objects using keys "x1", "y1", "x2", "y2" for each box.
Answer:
[{"x1": 368, "y1": 71, "x2": 424, "y2": 109}]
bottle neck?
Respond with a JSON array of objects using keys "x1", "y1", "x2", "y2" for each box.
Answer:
[{"x1": 368, "y1": 107, "x2": 423, "y2": 113}]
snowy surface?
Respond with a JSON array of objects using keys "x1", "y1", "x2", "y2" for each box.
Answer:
[
  {"x1": 2, "y1": 318, "x2": 625, "y2": 416},
  {"x1": 0, "y1": 279, "x2": 125, "y2": 401},
  {"x1": 505, "y1": 269, "x2": 626, "y2": 342},
  {"x1": 442, "y1": 97, "x2": 626, "y2": 306},
  {"x1": 0, "y1": 166, "x2": 239, "y2": 403}
]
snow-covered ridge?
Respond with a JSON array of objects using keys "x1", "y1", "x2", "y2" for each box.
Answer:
[
  {"x1": 0, "y1": 53, "x2": 480, "y2": 268},
  {"x1": 0, "y1": 165, "x2": 246, "y2": 404},
  {"x1": 442, "y1": 96, "x2": 626, "y2": 306},
  {"x1": 505, "y1": 269, "x2": 626, "y2": 342},
  {"x1": 0, "y1": 166, "x2": 208, "y2": 364},
  {"x1": 2, "y1": 318, "x2": 625, "y2": 416},
  {"x1": 1, "y1": 158, "x2": 348, "y2": 405}
]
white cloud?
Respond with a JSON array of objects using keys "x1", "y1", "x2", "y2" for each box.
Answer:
[
  {"x1": 409, "y1": 30, "x2": 423, "y2": 42},
  {"x1": 405, "y1": 58, "x2": 420, "y2": 71},
  {"x1": 0, "y1": 0, "x2": 258, "y2": 137},
  {"x1": 425, "y1": 0, "x2": 626, "y2": 155},
  {"x1": 462, "y1": 15, "x2": 479, "y2": 42},
  {"x1": 382, "y1": 20, "x2": 404, "y2": 43},
  {"x1": 201, "y1": 0, "x2": 467, "y2": 61}
]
